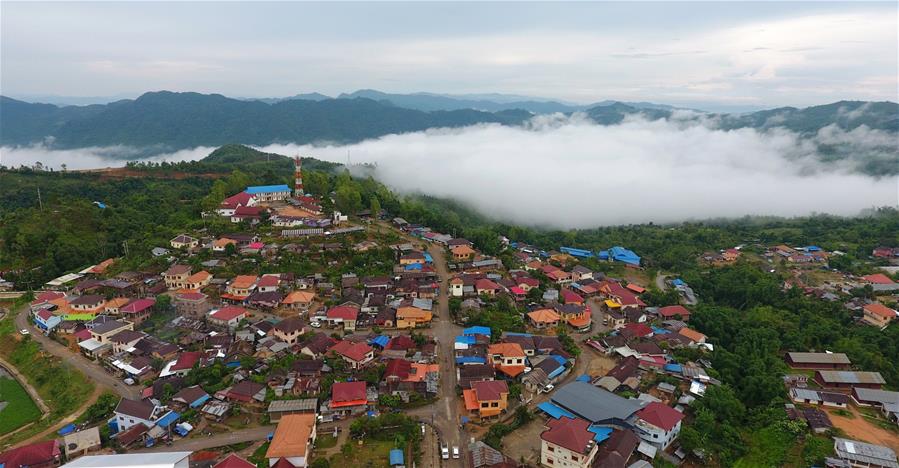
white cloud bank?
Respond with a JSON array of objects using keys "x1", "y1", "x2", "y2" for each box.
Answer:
[
  {"x1": 1, "y1": 116, "x2": 896, "y2": 228},
  {"x1": 262, "y1": 116, "x2": 898, "y2": 228}
]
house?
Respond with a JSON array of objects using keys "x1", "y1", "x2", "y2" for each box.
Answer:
[
  {"x1": 677, "y1": 327, "x2": 706, "y2": 344},
  {"x1": 449, "y1": 277, "x2": 465, "y2": 297},
  {"x1": 528, "y1": 308, "x2": 561, "y2": 329},
  {"x1": 230, "y1": 206, "x2": 263, "y2": 224},
  {"x1": 62, "y1": 452, "x2": 192, "y2": 467},
  {"x1": 463, "y1": 380, "x2": 509, "y2": 418},
  {"x1": 171, "y1": 386, "x2": 211, "y2": 409},
  {"x1": 174, "y1": 292, "x2": 210, "y2": 317},
  {"x1": 396, "y1": 305, "x2": 433, "y2": 329},
  {"x1": 330, "y1": 381, "x2": 369, "y2": 414},
  {"x1": 555, "y1": 304, "x2": 591, "y2": 331},
  {"x1": 785, "y1": 352, "x2": 851, "y2": 370},
  {"x1": 832, "y1": 438, "x2": 898, "y2": 468},
  {"x1": 862, "y1": 302, "x2": 897, "y2": 329},
  {"x1": 84, "y1": 319, "x2": 133, "y2": 355},
  {"x1": 300, "y1": 333, "x2": 337, "y2": 358},
  {"x1": 164, "y1": 265, "x2": 192, "y2": 290},
  {"x1": 852, "y1": 387, "x2": 899, "y2": 408},
  {"x1": 114, "y1": 398, "x2": 161, "y2": 431},
  {"x1": 184, "y1": 271, "x2": 212, "y2": 291},
  {"x1": 0, "y1": 440, "x2": 62, "y2": 468},
  {"x1": 226, "y1": 380, "x2": 267, "y2": 403},
  {"x1": 452, "y1": 245, "x2": 476, "y2": 261},
  {"x1": 634, "y1": 402, "x2": 684, "y2": 449},
  {"x1": 399, "y1": 251, "x2": 426, "y2": 265},
  {"x1": 329, "y1": 340, "x2": 374, "y2": 369},
  {"x1": 109, "y1": 330, "x2": 145, "y2": 354},
  {"x1": 539, "y1": 417, "x2": 599, "y2": 468},
  {"x1": 246, "y1": 184, "x2": 292, "y2": 202},
  {"x1": 69, "y1": 295, "x2": 106, "y2": 315},
  {"x1": 224, "y1": 275, "x2": 257, "y2": 300},
  {"x1": 326, "y1": 304, "x2": 359, "y2": 332},
  {"x1": 120, "y1": 298, "x2": 155, "y2": 325},
  {"x1": 265, "y1": 413, "x2": 317, "y2": 468},
  {"x1": 170, "y1": 234, "x2": 198, "y2": 250},
  {"x1": 212, "y1": 237, "x2": 238, "y2": 252},
  {"x1": 814, "y1": 370, "x2": 886, "y2": 391},
  {"x1": 209, "y1": 306, "x2": 248, "y2": 329},
  {"x1": 789, "y1": 388, "x2": 850, "y2": 408},
  {"x1": 657, "y1": 305, "x2": 690, "y2": 321},
  {"x1": 458, "y1": 364, "x2": 496, "y2": 389},
  {"x1": 273, "y1": 317, "x2": 306, "y2": 345},
  {"x1": 487, "y1": 343, "x2": 527, "y2": 378},
  {"x1": 283, "y1": 290, "x2": 316, "y2": 311},
  {"x1": 475, "y1": 278, "x2": 500, "y2": 297},
  {"x1": 218, "y1": 192, "x2": 257, "y2": 216},
  {"x1": 256, "y1": 275, "x2": 281, "y2": 292},
  {"x1": 593, "y1": 429, "x2": 639, "y2": 468},
  {"x1": 160, "y1": 351, "x2": 207, "y2": 378},
  {"x1": 267, "y1": 399, "x2": 318, "y2": 423},
  {"x1": 213, "y1": 454, "x2": 256, "y2": 468},
  {"x1": 33, "y1": 309, "x2": 62, "y2": 332},
  {"x1": 62, "y1": 426, "x2": 101, "y2": 459}
]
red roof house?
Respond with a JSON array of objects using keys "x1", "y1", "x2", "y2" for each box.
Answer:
[
  {"x1": 862, "y1": 273, "x2": 895, "y2": 285},
  {"x1": 540, "y1": 417, "x2": 596, "y2": 455},
  {"x1": 331, "y1": 381, "x2": 368, "y2": 408},
  {"x1": 636, "y1": 402, "x2": 684, "y2": 431},
  {"x1": 658, "y1": 305, "x2": 691, "y2": 320},
  {"x1": 0, "y1": 440, "x2": 62, "y2": 468}
]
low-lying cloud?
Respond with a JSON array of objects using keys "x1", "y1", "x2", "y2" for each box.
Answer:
[
  {"x1": 1, "y1": 115, "x2": 896, "y2": 228},
  {"x1": 265, "y1": 115, "x2": 898, "y2": 228}
]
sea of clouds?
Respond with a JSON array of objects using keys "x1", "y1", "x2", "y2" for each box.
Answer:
[{"x1": 2, "y1": 114, "x2": 896, "y2": 228}]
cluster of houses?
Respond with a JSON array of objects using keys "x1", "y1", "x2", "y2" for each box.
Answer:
[
  {"x1": 785, "y1": 352, "x2": 898, "y2": 428},
  {"x1": 214, "y1": 184, "x2": 324, "y2": 226}
]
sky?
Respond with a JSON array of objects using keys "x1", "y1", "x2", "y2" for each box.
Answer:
[{"x1": 2, "y1": 2, "x2": 897, "y2": 110}]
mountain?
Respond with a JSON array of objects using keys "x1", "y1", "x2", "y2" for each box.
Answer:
[
  {"x1": 244, "y1": 92, "x2": 333, "y2": 104},
  {"x1": 585, "y1": 100, "x2": 899, "y2": 135},
  {"x1": 337, "y1": 89, "x2": 584, "y2": 113},
  {"x1": 0, "y1": 91, "x2": 531, "y2": 151}
]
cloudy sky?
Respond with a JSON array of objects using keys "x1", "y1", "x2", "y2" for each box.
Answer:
[{"x1": 2, "y1": 2, "x2": 896, "y2": 110}]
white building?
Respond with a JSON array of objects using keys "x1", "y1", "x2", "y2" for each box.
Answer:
[
  {"x1": 632, "y1": 402, "x2": 684, "y2": 450},
  {"x1": 113, "y1": 398, "x2": 162, "y2": 432},
  {"x1": 62, "y1": 451, "x2": 191, "y2": 467}
]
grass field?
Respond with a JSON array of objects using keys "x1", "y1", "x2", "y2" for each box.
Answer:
[
  {"x1": 323, "y1": 439, "x2": 393, "y2": 467},
  {"x1": 0, "y1": 377, "x2": 42, "y2": 434}
]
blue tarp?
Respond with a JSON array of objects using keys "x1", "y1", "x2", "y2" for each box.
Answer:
[
  {"x1": 503, "y1": 332, "x2": 533, "y2": 337},
  {"x1": 537, "y1": 401, "x2": 576, "y2": 419},
  {"x1": 671, "y1": 278, "x2": 685, "y2": 287},
  {"x1": 155, "y1": 410, "x2": 180, "y2": 428},
  {"x1": 664, "y1": 363, "x2": 683, "y2": 374},
  {"x1": 460, "y1": 416, "x2": 470, "y2": 424},
  {"x1": 546, "y1": 364, "x2": 566, "y2": 380},
  {"x1": 651, "y1": 326, "x2": 670, "y2": 335},
  {"x1": 189, "y1": 394, "x2": 211, "y2": 408},
  {"x1": 390, "y1": 449, "x2": 405, "y2": 466},
  {"x1": 455, "y1": 356, "x2": 487, "y2": 365},
  {"x1": 597, "y1": 250, "x2": 610, "y2": 260},
  {"x1": 58, "y1": 424, "x2": 77, "y2": 436},
  {"x1": 226, "y1": 361, "x2": 242, "y2": 368},
  {"x1": 455, "y1": 336, "x2": 476, "y2": 345},
  {"x1": 609, "y1": 246, "x2": 641, "y2": 266},
  {"x1": 424, "y1": 253, "x2": 433, "y2": 263},
  {"x1": 245, "y1": 184, "x2": 290, "y2": 194},
  {"x1": 404, "y1": 263, "x2": 423, "y2": 271},
  {"x1": 463, "y1": 326, "x2": 491, "y2": 337},
  {"x1": 805, "y1": 246, "x2": 822, "y2": 251},
  {"x1": 370, "y1": 335, "x2": 390, "y2": 348},
  {"x1": 93, "y1": 201, "x2": 107, "y2": 209},
  {"x1": 588, "y1": 425, "x2": 613, "y2": 443},
  {"x1": 575, "y1": 375, "x2": 591, "y2": 382}
]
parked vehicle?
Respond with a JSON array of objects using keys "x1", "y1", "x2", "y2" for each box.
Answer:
[
  {"x1": 441, "y1": 445, "x2": 449, "y2": 460},
  {"x1": 19, "y1": 328, "x2": 29, "y2": 335},
  {"x1": 452, "y1": 446, "x2": 460, "y2": 459}
]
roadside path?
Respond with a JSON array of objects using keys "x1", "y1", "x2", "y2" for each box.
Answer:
[
  {"x1": 14, "y1": 305, "x2": 140, "y2": 400},
  {"x1": 136, "y1": 426, "x2": 276, "y2": 453}
]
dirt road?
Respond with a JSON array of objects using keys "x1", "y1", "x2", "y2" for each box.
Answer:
[{"x1": 825, "y1": 406, "x2": 899, "y2": 452}]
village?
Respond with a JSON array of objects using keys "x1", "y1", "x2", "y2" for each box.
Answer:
[{"x1": 2, "y1": 158, "x2": 898, "y2": 468}]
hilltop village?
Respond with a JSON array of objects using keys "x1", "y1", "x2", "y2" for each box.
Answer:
[{"x1": 1, "y1": 158, "x2": 898, "y2": 468}]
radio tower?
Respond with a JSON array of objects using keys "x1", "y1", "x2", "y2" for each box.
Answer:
[{"x1": 294, "y1": 155, "x2": 304, "y2": 197}]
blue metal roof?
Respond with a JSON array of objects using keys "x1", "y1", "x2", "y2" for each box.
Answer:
[
  {"x1": 370, "y1": 335, "x2": 390, "y2": 348},
  {"x1": 456, "y1": 356, "x2": 486, "y2": 365},
  {"x1": 190, "y1": 394, "x2": 211, "y2": 408},
  {"x1": 58, "y1": 423, "x2": 77, "y2": 435},
  {"x1": 588, "y1": 425, "x2": 613, "y2": 443},
  {"x1": 575, "y1": 374, "x2": 591, "y2": 382},
  {"x1": 503, "y1": 332, "x2": 533, "y2": 337},
  {"x1": 609, "y1": 246, "x2": 641, "y2": 266},
  {"x1": 463, "y1": 326, "x2": 491, "y2": 336},
  {"x1": 455, "y1": 336, "x2": 476, "y2": 345},
  {"x1": 155, "y1": 410, "x2": 180, "y2": 428},
  {"x1": 537, "y1": 401, "x2": 576, "y2": 419},
  {"x1": 560, "y1": 247, "x2": 594, "y2": 258},
  {"x1": 245, "y1": 184, "x2": 290, "y2": 194},
  {"x1": 390, "y1": 449, "x2": 405, "y2": 466},
  {"x1": 424, "y1": 253, "x2": 433, "y2": 263},
  {"x1": 664, "y1": 363, "x2": 683, "y2": 374},
  {"x1": 550, "y1": 355, "x2": 568, "y2": 366},
  {"x1": 651, "y1": 326, "x2": 670, "y2": 335},
  {"x1": 597, "y1": 250, "x2": 609, "y2": 260}
]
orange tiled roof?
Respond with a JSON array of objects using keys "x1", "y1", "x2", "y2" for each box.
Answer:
[
  {"x1": 527, "y1": 309, "x2": 561, "y2": 323},
  {"x1": 462, "y1": 389, "x2": 479, "y2": 411},
  {"x1": 488, "y1": 342, "x2": 525, "y2": 358}
]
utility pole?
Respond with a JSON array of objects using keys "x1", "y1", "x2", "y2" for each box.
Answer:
[
  {"x1": 37, "y1": 187, "x2": 43, "y2": 211},
  {"x1": 122, "y1": 240, "x2": 129, "y2": 257}
]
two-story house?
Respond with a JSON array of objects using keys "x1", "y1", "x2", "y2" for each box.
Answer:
[
  {"x1": 164, "y1": 265, "x2": 192, "y2": 290},
  {"x1": 540, "y1": 417, "x2": 598, "y2": 468},
  {"x1": 463, "y1": 380, "x2": 509, "y2": 419},
  {"x1": 633, "y1": 402, "x2": 685, "y2": 449}
]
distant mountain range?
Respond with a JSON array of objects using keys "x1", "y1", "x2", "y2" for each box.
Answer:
[{"x1": 1, "y1": 91, "x2": 896, "y2": 166}]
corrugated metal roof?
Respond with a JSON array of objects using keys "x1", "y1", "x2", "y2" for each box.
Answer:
[
  {"x1": 818, "y1": 371, "x2": 886, "y2": 385},
  {"x1": 787, "y1": 352, "x2": 851, "y2": 365}
]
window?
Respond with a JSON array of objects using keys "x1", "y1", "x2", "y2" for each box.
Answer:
[
  {"x1": 491, "y1": 402, "x2": 499, "y2": 407},
  {"x1": 547, "y1": 446, "x2": 555, "y2": 453},
  {"x1": 653, "y1": 434, "x2": 658, "y2": 439},
  {"x1": 571, "y1": 455, "x2": 579, "y2": 462},
  {"x1": 482, "y1": 402, "x2": 489, "y2": 408},
  {"x1": 546, "y1": 458, "x2": 553, "y2": 465}
]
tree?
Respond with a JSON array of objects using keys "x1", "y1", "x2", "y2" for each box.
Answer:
[
  {"x1": 335, "y1": 185, "x2": 362, "y2": 214},
  {"x1": 369, "y1": 196, "x2": 381, "y2": 217}
]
